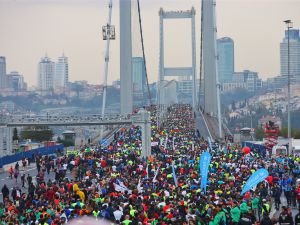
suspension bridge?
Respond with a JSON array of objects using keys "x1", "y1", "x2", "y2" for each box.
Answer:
[{"x1": 0, "y1": 0, "x2": 231, "y2": 156}]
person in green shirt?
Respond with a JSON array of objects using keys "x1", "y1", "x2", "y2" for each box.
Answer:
[
  {"x1": 240, "y1": 201, "x2": 249, "y2": 214},
  {"x1": 251, "y1": 194, "x2": 261, "y2": 221},
  {"x1": 122, "y1": 215, "x2": 132, "y2": 225},
  {"x1": 209, "y1": 204, "x2": 226, "y2": 225},
  {"x1": 230, "y1": 201, "x2": 241, "y2": 223}
]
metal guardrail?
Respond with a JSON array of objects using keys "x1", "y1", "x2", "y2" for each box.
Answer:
[{"x1": 0, "y1": 114, "x2": 133, "y2": 127}]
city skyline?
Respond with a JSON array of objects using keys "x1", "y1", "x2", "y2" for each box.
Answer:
[{"x1": 0, "y1": 0, "x2": 300, "y2": 87}]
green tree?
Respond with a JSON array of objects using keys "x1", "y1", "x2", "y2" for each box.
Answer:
[
  {"x1": 279, "y1": 127, "x2": 300, "y2": 138},
  {"x1": 255, "y1": 127, "x2": 265, "y2": 140},
  {"x1": 13, "y1": 128, "x2": 19, "y2": 141},
  {"x1": 57, "y1": 136, "x2": 74, "y2": 147},
  {"x1": 20, "y1": 126, "x2": 53, "y2": 142}
]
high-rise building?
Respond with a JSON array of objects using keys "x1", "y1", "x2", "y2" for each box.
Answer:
[
  {"x1": 217, "y1": 37, "x2": 234, "y2": 83},
  {"x1": 0, "y1": 56, "x2": 7, "y2": 89},
  {"x1": 38, "y1": 56, "x2": 55, "y2": 91},
  {"x1": 132, "y1": 57, "x2": 146, "y2": 97},
  {"x1": 55, "y1": 54, "x2": 69, "y2": 89},
  {"x1": 7, "y1": 71, "x2": 27, "y2": 91},
  {"x1": 222, "y1": 70, "x2": 262, "y2": 92},
  {"x1": 280, "y1": 29, "x2": 300, "y2": 82}
]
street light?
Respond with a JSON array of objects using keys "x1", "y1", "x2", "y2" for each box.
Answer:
[{"x1": 284, "y1": 19, "x2": 293, "y2": 153}]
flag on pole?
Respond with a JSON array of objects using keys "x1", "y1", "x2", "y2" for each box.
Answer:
[
  {"x1": 240, "y1": 168, "x2": 268, "y2": 195},
  {"x1": 200, "y1": 152, "x2": 211, "y2": 193},
  {"x1": 152, "y1": 166, "x2": 160, "y2": 183},
  {"x1": 172, "y1": 163, "x2": 178, "y2": 187},
  {"x1": 146, "y1": 164, "x2": 149, "y2": 179}
]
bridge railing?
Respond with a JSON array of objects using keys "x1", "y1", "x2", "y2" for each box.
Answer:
[
  {"x1": 0, "y1": 114, "x2": 132, "y2": 124},
  {"x1": 0, "y1": 144, "x2": 64, "y2": 168}
]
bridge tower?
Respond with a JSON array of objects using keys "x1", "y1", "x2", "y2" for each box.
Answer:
[
  {"x1": 158, "y1": 8, "x2": 197, "y2": 109},
  {"x1": 202, "y1": 0, "x2": 222, "y2": 138},
  {"x1": 120, "y1": 0, "x2": 133, "y2": 115}
]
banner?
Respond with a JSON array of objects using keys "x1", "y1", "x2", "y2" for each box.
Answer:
[
  {"x1": 152, "y1": 166, "x2": 160, "y2": 183},
  {"x1": 137, "y1": 179, "x2": 143, "y2": 193},
  {"x1": 146, "y1": 164, "x2": 149, "y2": 179},
  {"x1": 114, "y1": 180, "x2": 132, "y2": 194},
  {"x1": 200, "y1": 152, "x2": 211, "y2": 193},
  {"x1": 240, "y1": 168, "x2": 269, "y2": 195},
  {"x1": 172, "y1": 163, "x2": 178, "y2": 187},
  {"x1": 164, "y1": 135, "x2": 168, "y2": 149}
]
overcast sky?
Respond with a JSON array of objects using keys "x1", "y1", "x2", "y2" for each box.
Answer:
[{"x1": 0, "y1": 0, "x2": 300, "y2": 87}]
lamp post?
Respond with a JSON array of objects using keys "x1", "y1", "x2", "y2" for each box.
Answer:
[{"x1": 284, "y1": 19, "x2": 292, "y2": 153}]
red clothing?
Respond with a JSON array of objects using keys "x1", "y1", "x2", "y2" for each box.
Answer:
[
  {"x1": 67, "y1": 183, "x2": 73, "y2": 190},
  {"x1": 266, "y1": 176, "x2": 273, "y2": 185},
  {"x1": 163, "y1": 204, "x2": 170, "y2": 213},
  {"x1": 46, "y1": 189, "x2": 55, "y2": 201},
  {"x1": 296, "y1": 188, "x2": 300, "y2": 200}
]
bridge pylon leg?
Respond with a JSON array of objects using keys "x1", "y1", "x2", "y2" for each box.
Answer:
[{"x1": 134, "y1": 109, "x2": 151, "y2": 158}]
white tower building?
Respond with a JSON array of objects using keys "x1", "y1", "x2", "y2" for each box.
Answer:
[
  {"x1": 38, "y1": 56, "x2": 55, "y2": 91},
  {"x1": 55, "y1": 54, "x2": 69, "y2": 89}
]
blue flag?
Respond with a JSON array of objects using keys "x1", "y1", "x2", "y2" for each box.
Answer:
[
  {"x1": 200, "y1": 152, "x2": 211, "y2": 193},
  {"x1": 172, "y1": 164, "x2": 178, "y2": 187},
  {"x1": 241, "y1": 168, "x2": 269, "y2": 195}
]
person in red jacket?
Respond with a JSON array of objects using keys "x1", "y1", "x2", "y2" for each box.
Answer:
[
  {"x1": 295, "y1": 185, "x2": 300, "y2": 209},
  {"x1": 46, "y1": 187, "x2": 55, "y2": 202}
]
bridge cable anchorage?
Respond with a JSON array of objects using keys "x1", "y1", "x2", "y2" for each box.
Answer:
[{"x1": 137, "y1": 0, "x2": 152, "y2": 105}]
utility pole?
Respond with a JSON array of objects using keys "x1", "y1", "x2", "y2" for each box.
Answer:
[
  {"x1": 284, "y1": 19, "x2": 292, "y2": 153},
  {"x1": 100, "y1": 0, "x2": 115, "y2": 140}
]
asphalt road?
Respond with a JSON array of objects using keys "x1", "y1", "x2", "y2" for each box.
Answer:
[
  {"x1": 1, "y1": 161, "x2": 299, "y2": 221},
  {"x1": 195, "y1": 110, "x2": 212, "y2": 140},
  {"x1": 270, "y1": 192, "x2": 299, "y2": 220},
  {"x1": 0, "y1": 161, "x2": 73, "y2": 198}
]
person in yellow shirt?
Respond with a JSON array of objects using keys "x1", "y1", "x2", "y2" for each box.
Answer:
[
  {"x1": 73, "y1": 183, "x2": 79, "y2": 193},
  {"x1": 76, "y1": 190, "x2": 85, "y2": 202}
]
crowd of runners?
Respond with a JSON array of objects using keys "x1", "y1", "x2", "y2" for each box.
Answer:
[{"x1": 1, "y1": 104, "x2": 300, "y2": 225}]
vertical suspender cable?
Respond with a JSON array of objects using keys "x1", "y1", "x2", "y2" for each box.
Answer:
[{"x1": 137, "y1": 0, "x2": 152, "y2": 105}]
